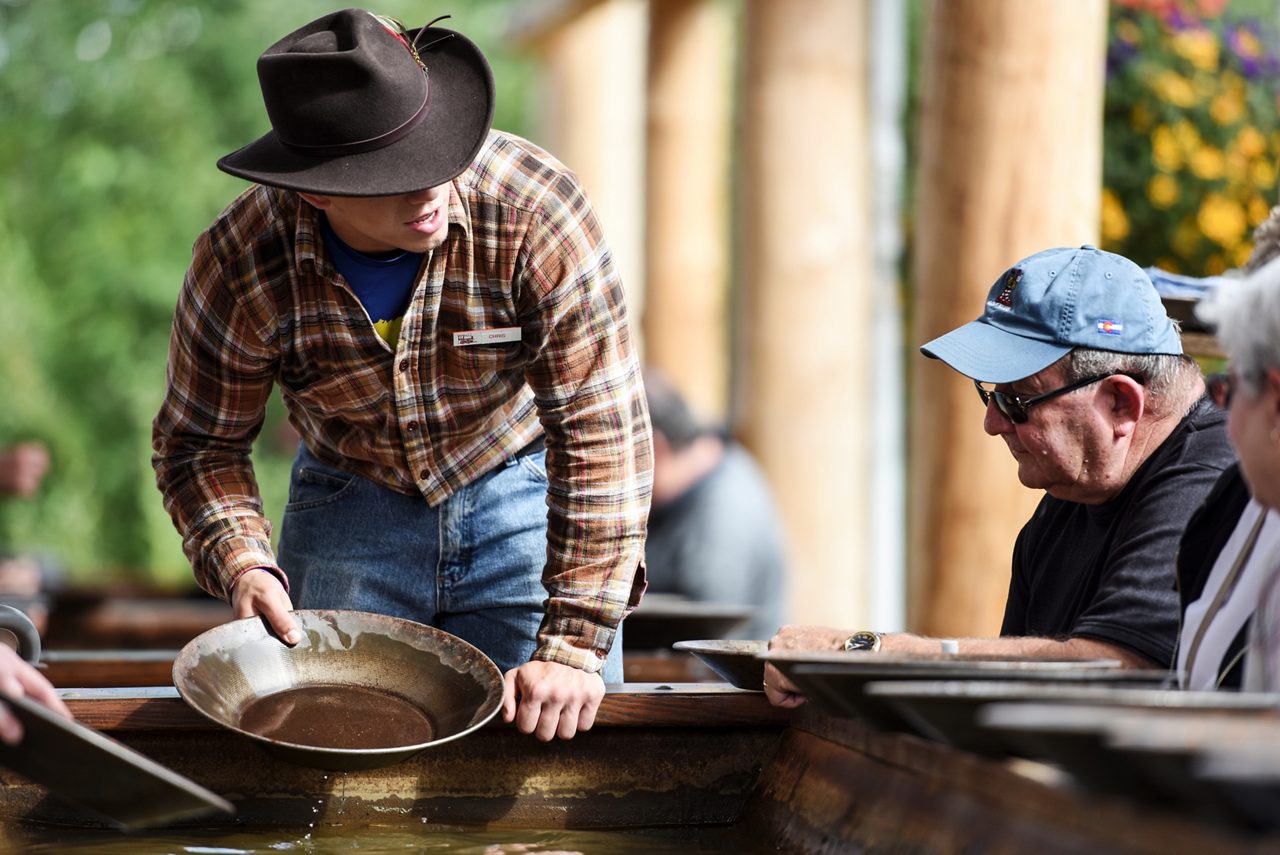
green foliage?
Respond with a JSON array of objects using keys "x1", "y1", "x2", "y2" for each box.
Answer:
[
  {"x1": 1103, "y1": 0, "x2": 1280, "y2": 274},
  {"x1": 0, "y1": 0, "x2": 534, "y2": 586}
]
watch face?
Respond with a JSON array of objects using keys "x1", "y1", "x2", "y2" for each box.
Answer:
[{"x1": 845, "y1": 631, "x2": 879, "y2": 651}]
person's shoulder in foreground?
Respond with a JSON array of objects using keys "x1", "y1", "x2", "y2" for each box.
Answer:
[{"x1": 764, "y1": 245, "x2": 1229, "y2": 707}]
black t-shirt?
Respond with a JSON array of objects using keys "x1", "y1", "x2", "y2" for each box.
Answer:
[{"x1": 1001, "y1": 397, "x2": 1234, "y2": 667}]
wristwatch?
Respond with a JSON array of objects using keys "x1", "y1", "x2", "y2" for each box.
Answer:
[{"x1": 842, "y1": 630, "x2": 882, "y2": 652}]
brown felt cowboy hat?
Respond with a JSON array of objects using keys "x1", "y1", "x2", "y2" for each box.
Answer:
[{"x1": 217, "y1": 8, "x2": 494, "y2": 196}]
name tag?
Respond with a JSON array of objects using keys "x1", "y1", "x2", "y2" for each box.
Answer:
[{"x1": 453, "y1": 327, "x2": 521, "y2": 346}]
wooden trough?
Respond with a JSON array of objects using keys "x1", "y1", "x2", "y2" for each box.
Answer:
[{"x1": 0, "y1": 678, "x2": 1272, "y2": 854}]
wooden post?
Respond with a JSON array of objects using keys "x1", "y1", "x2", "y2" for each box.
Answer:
[
  {"x1": 738, "y1": 0, "x2": 872, "y2": 628},
  {"x1": 909, "y1": 0, "x2": 1108, "y2": 637},
  {"x1": 516, "y1": 0, "x2": 648, "y2": 311},
  {"x1": 642, "y1": 0, "x2": 734, "y2": 419}
]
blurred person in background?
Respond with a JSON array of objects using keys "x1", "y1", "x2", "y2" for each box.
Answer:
[
  {"x1": 644, "y1": 370, "x2": 786, "y2": 640},
  {"x1": 765, "y1": 246, "x2": 1233, "y2": 708},
  {"x1": 0, "y1": 442, "x2": 49, "y2": 499},
  {"x1": 0, "y1": 441, "x2": 58, "y2": 632},
  {"x1": 152, "y1": 10, "x2": 650, "y2": 742},
  {"x1": 0, "y1": 446, "x2": 70, "y2": 743}
]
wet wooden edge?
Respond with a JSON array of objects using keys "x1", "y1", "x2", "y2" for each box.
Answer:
[{"x1": 58, "y1": 684, "x2": 792, "y2": 733}]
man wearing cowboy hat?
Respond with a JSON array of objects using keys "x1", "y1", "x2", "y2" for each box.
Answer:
[{"x1": 152, "y1": 9, "x2": 651, "y2": 741}]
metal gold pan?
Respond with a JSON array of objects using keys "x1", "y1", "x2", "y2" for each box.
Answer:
[{"x1": 172, "y1": 610, "x2": 503, "y2": 771}]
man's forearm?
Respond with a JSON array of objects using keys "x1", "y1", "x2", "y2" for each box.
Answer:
[
  {"x1": 882, "y1": 632, "x2": 1157, "y2": 669},
  {"x1": 768, "y1": 624, "x2": 1158, "y2": 670}
]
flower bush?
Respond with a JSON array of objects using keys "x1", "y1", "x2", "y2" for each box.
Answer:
[{"x1": 1103, "y1": 0, "x2": 1280, "y2": 275}]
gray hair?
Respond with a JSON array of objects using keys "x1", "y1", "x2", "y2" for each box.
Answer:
[
  {"x1": 1196, "y1": 256, "x2": 1280, "y2": 397},
  {"x1": 1054, "y1": 346, "x2": 1200, "y2": 417},
  {"x1": 1245, "y1": 205, "x2": 1280, "y2": 274}
]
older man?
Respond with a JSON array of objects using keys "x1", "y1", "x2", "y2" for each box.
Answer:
[{"x1": 766, "y1": 245, "x2": 1234, "y2": 707}]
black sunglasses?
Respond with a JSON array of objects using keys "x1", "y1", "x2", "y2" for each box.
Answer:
[
  {"x1": 974, "y1": 373, "x2": 1119, "y2": 424},
  {"x1": 1206, "y1": 373, "x2": 1234, "y2": 409}
]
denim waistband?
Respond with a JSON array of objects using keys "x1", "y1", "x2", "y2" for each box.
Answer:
[{"x1": 515, "y1": 435, "x2": 546, "y2": 457}]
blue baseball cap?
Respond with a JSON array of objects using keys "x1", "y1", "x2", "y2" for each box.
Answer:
[{"x1": 920, "y1": 245, "x2": 1183, "y2": 384}]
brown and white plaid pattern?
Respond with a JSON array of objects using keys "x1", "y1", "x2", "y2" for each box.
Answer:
[{"x1": 153, "y1": 131, "x2": 651, "y2": 672}]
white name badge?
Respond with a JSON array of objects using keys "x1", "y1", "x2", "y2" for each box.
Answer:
[{"x1": 453, "y1": 327, "x2": 521, "y2": 346}]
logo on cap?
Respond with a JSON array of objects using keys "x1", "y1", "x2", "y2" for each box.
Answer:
[
  {"x1": 1096, "y1": 319, "x2": 1124, "y2": 336},
  {"x1": 995, "y1": 268, "x2": 1022, "y2": 307}
]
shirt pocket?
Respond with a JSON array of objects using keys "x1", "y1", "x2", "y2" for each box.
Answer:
[
  {"x1": 439, "y1": 337, "x2": 526, "y2": 396},
  {"x1": 283, "y1": 366, "x2": 390, "y2": 425}
]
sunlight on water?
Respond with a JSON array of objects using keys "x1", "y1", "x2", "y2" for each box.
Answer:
[{"x1": 8, "y1": 823, "x2": 757, "y2": 854}]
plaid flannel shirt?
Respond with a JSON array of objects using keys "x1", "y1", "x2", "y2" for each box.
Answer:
[{"x1": 153, "y1": 131, "x2": 652, "y2": 673}]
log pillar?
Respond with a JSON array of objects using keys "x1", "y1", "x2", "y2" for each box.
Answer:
[
  {"x1": 909, "y1": 0, "x2": 1108, "y2": 637},
  {"x1": 642, "y1": 0, "x2": 734, "y2": 419},
  {"x1": 523, "y1": 0, "x2": 648, "y2": 311},
  {"x1": 738, "y1": 0, "x2": 872, "y2": 627}
]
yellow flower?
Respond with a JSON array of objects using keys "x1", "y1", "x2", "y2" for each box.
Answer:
[
  {"x1": 1190, "y1": 146, "x2": 1225, "y2": 180},
  {"x1": 1151, "y1": 125, "x2": 1182, "y2": 171},
  {"x1": 1147, "y1": 174, "x2": 1179, "y2": 209},
  {"x1": 1235, "y1": 126, "x2": 1266, "y2": 159},
  {"x1": 1205, "y1": 254, "x2": 1229, "y2": 275},
  {"x1": 1101, "y1": 189, "x2": 1131, "y2": 243},
  {"x1": 1171, "y1": 29, "x2": 1219, "y2": 71},
  {"x1": 1172, "y1": 119, "x2": 1202, "y2": 152},
  {"x1": 1198, "y1": 194, "x2": 1248, "y2": 248},
  {"x1": 1251, "y1": 160, "x2": 1276, "y2": 188},
  {"x1": 1115, "y1": 19, "x2": 1143, "y2": 46},
  {"x1": 1173, "y1": 218, "x2": 1202, "y2": 259},
  {"x1": 1130, "y1": 103, "x2": 1154, "y2": 133},
  {"x1": 1156, "y1": 257, "x2": 1182, "y2": 274},
  {"x1": 1151, "y1": 70, "x2": 1198, "y2": 108},
  {"x1": 1226, "y1": 151, "x2": 1249, "y2": 182},
  {"x1": 1210, "y1": 88, "x2": 1246, "y2": 126},
  {"x1": 1192, "y1": 72, "x2": 1218, "y2": 102},
  {"x1": 1233, "y1": 242, "x2": 1255, "y2": 268},
  {"x1": 1235, "y1": 28, "x2": 1263, "y2": 60},
  {"x1": 1249, "y1": 196, "x2": 1272, "y2": 227}
]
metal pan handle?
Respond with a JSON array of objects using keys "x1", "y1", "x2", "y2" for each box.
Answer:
[{"x1": 0, "y1": 603, "x2": 40, "y2": 664}]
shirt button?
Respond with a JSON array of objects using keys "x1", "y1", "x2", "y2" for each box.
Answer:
[
  {"x1": 406, "y1": 422, "x2": 419, "y2": 432},
  {"x1": 419, "y1": 470, "x2": 429, "y2": 480},
  {"x1": 399, "y1": 360, "x2": 410, "y2": 372}
]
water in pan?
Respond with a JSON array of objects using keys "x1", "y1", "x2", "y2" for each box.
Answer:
[{"x1": 238, "y1": 684, "x2": 435, "y2": 749}]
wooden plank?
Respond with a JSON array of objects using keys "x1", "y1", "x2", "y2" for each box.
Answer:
[
  {"x1": 742, "y1": 714, "x2": 1268, "y2": 854},
  {"x1": 59, "y1": 685, "x2": 791, "y2": 733},
  {"x1": 42, "y1": 650, "x2": 178, "y2": 688},
  {"x1": 0, "y1": 685, "x2": 790, "y2": 830},
  {"x1": 44, "y1": 597, "x2": 231, "y2": 649},
  {"x1": 41, "y1": 649, "x2": 723, "y2": 689}
]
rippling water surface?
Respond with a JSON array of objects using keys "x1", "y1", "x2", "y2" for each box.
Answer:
[{"x1": 8, "y1": 823, "x2": 756, "y2": 854}]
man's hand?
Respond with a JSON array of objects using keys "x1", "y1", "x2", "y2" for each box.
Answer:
[
  {"x1": 501, "y1": 660, "x2": 606, "y2": 741},
  {"x1": 0, "y1": 644, "x2": 71, "y2": 746},
  {"x1": 763, "y1": 624, "x2": 851, "y2": 708},
  {"x1": 230, "y1": 568, "x2": 300, "y2": 645},
  {"x1": 762, "y1": 662, "x2": 809, "y2": 708},
  {"x1": 769, "y1": 624, "x2": 851, "y2": 653},
  {"x1": 0, "y1": 442, "x2": 50, "y2": 498}
]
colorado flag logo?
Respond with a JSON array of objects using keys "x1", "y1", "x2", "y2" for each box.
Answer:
[{"x1": 1096, "y1": 319, "x2": 1124, "y2": 336}]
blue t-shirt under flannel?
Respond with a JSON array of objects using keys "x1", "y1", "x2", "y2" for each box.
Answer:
[{"x1": 319, "y1": 214, "x2": 424, "y2": 346}]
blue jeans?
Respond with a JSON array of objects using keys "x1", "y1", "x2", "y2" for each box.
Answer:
[{"x1": 276, "y1": 444, "x2": 623, "y2": 682}]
